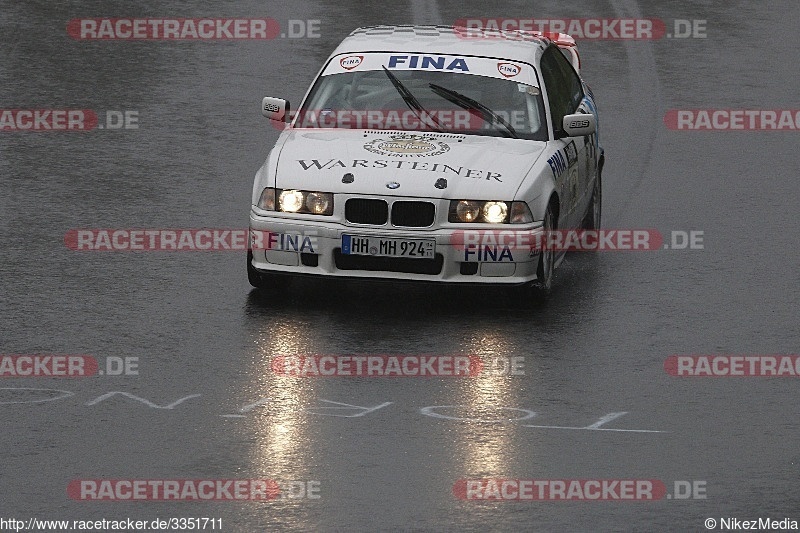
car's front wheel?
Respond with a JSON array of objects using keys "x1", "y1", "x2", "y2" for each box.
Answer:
[{"x1": 535, "y1": 203, "x2": 556, "y2": 292}]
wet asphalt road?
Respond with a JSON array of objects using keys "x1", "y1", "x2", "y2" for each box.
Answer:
[{"x1": 1, "y1": 0, "x2": 799, "y2": 531}]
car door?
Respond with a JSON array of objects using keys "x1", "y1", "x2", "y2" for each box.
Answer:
[{"x1": 540, "y1": 45, "x2": 590, "y2": 230}]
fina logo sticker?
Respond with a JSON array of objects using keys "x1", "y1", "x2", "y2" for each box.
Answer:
[
  {"x1": 497, "y1": 62, "x2": 521, "y2": 78},
  {"x1": 340, "y1": 55, "x2": 363, "y2": 70},
  {"x1": 363, "y1": 134, "x2": 450, "y2": 158}
]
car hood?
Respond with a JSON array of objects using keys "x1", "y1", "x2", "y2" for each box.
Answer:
[{"x1": 273, "y1": 129, "x2": 546, "y2": 200}]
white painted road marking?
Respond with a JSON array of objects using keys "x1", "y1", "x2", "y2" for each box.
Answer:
[
  {"x1": 85, "y1": 391, "x2": 201, "y2": 409},
  {"x1": 221, "y1": 397, "x2": 271, "y2": 417},
  {"x1": 524, "y1": 412, "x2": 665, "y2": 433},
  {"x1": 0, "y1": 389, "x2": 666, "y2": 432}
]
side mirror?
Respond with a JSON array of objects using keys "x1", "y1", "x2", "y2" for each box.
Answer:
[
  {"x1": 562, "y1": 113, "x2": 596, "y2": 136},
  {"x1": 262, "y1": 97, "x2": 290, "y2": 122}
]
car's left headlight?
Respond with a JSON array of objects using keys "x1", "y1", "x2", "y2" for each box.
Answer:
[
  {"x1": 448, "y1": 200, "x2": 532, "y2": 224},
  {"x1": 257, "y1": 188, "x2": 333, "y2": 215}
]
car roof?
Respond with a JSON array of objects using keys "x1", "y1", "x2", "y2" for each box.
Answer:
[{"x1": 331, "y1": 25, "x2": 552, "y2": 66}]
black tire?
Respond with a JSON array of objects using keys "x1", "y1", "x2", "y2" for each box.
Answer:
[
  {"x1": 582, "y1": 171, "x2": 602, "y2": 230},
  {"x1": 535, "y1": 203, "x2": 556, "y2": 292}
]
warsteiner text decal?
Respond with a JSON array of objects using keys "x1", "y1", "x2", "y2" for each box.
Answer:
[{"x1": 296, "y1": 158, "x2": 502, "y2": 182}]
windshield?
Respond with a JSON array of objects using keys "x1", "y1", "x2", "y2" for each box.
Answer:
[{"x1": 296, "y1": 67, "x2": 548, "y2": 141}]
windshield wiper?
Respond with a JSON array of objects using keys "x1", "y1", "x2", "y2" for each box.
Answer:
[
  {"x1": 381, "y1": 67, "x2": 444, "y2": 132},
  {"x1": 428, "y1": 83, "x2": 519, "y2": 139}
]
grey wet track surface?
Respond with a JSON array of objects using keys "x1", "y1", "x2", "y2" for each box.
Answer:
[{"x1": 1, "y1": 1, "x2": 799, "y2": 531}]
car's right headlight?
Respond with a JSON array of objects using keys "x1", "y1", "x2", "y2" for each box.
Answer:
[
  {"x1": 257, "y1": 188, "x2": 333, "y2": 215},
  {"x1": 448, "y1": 200, "x2": 532, "y2": 224}
]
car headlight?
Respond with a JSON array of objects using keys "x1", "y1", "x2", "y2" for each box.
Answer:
[
  {"x1": 509, "y1": 202, "x2": 533, "y2": 224},
  {"x1": 305, "y1": 191, "x2": 332, "y2": 215},
  {"x1": 455, "y1": 200, "x2": 482, "y2": 222},
  {"x1": 279, "y1": 190, "x2": 304, "y2": 212},
  {"x1": 481, "y1": 201, "x2": 508, "y2": 224},
  {"x1": 257, "y1": 188, "x2": 333, "y2": 215},
  {"x1": 257, "y1": 188, "x2": 276, "y2": 210},
  {"x1": 449, "y1": 200, "x2": 532, "y2": 224}
]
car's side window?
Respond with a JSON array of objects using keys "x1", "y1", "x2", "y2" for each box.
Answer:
[
  {"x1": 559, "y1": 52, "x2": 584, "y2": 114},
  {"x1": 540, "y1": 45, "x2": 584, "y2": 135}
]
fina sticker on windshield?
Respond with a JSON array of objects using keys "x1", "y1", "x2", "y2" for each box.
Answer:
[
  {"x1": 387, "y1": 55, "x2": 469, "y2": 72},
  {"x1": 363, "y1": 134, "x2": 450, "y2": 158},
  {"x1": 340, "y1": 55, "x2": 363, "y2": 70},
  {"x1": 497, "y1": 62, "x2": 521, "y2": 78}
]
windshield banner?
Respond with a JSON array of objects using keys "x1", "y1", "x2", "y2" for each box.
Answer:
[{"x1": 322, "y1": 53, "x2": 539, "y2": 86}]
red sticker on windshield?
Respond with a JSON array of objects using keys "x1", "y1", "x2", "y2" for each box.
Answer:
[
  {"x1": 340, "y1": 55, "x2": 363, "y2": 70},
  {"x1": 497, "y1": 62, "x2": 521, "y2": 77}
]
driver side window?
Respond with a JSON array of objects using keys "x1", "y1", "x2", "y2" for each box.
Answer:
[{"x1": 540, "y1": 45, "x2": 584, "y2": 136}]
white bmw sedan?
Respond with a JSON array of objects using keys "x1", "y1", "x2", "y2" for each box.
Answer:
[{"x1": 248, "y1": 25, "x2": 603, "y2": 292}]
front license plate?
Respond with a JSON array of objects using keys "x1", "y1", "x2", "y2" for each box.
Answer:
[{"x1": 342, "y1": 234, "x2": 435, "y2": 259}]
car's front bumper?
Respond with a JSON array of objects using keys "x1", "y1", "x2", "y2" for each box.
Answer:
[{"x1": 248, "y1": 210, "x2": 545, "y2": 285}]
